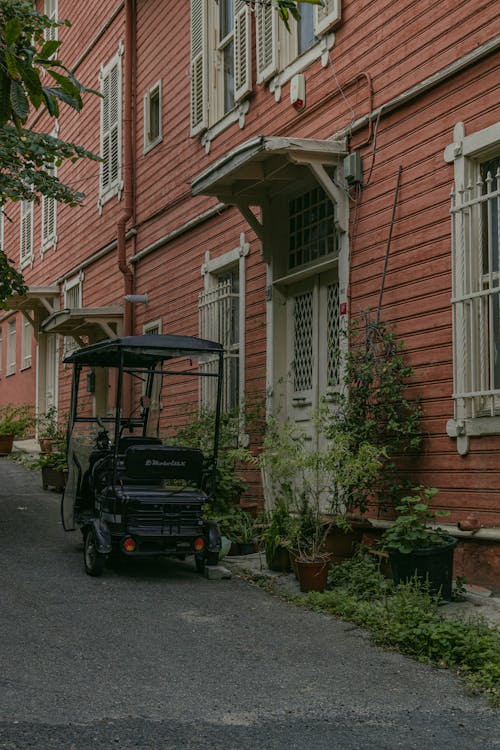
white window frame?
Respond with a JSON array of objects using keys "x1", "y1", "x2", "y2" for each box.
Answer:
[
  {"x1": 445, "y1": 121, "x2": 500, "y2": 454},
  {"x1": 257, "y1": 0, "x2": 340, "y2": 100},
  {"x1": 20, "y1": 199, "x2": 34, "y2": 269},
  {"x1": 44, "y1": 0, "x2": 58, "y2": 43},
  {"x1": 63, "y1": 273, "x2": 84, "y2": 355},
  {"x1": 21, "y1": 316, "x2": 32, "y2": 370},
  {"x1": 98, "y1": 46, "x2": 123, "y2": 210},
  {"x1": 144, "y1": 80, "x2": 162, "y2": 153},
  {"x1": 199, "y1": 233, "x2": 249, "y2": 415},
  {"x1": 190, "y1": 0, "x2": 252, "y2": 141},
  {"x1": 143, "y1": 319, "x2": 162, "y2": 336},
  {"x1": 7, "y1": 320, "x2": 16, "y2": 376},
  {"x1": 41, "y1": 163, "x2": 57, "y2": 252}
]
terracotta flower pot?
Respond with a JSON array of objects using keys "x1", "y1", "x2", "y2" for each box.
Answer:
[
  {"x1": 295, "y1": 558, "x2": 329, "y2": 593},
  {"x1": 265, "y1": 545, "x2": 291, "y2": 572}
]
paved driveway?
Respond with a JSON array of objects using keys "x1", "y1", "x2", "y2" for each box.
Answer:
[{"x1": 0, "y1": 458, "x2": 498, "y2": 749}]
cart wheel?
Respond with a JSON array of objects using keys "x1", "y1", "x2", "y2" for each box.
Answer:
[{"x1": 83, "y1": 528, "x2": 106, "y2": 577}]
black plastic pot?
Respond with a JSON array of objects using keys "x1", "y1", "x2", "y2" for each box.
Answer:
[{"x1": 387, "y1": 535, "x2": 457, "y2": 600}]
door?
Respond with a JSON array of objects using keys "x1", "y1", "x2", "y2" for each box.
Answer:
[{"x1": 286, "y1": 270, "x2": 341, "y2": 445}]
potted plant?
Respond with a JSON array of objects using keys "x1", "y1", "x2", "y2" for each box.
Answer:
[
  {"x1": 212, "y1": 508, "x2": 256, "y2": 555},
  {"x1": 37, "y1": 405, "x2": 63, "y2": 453},
  {"x1": 261, "y1": 500, "x2": 295, "y2": 572},
  {"x1": 380, "y1": 487, "x2": 458, "y2": 600},
  {"x1": 0, "y1": 403, "x2": 35, "y2": 454},
  {"x1": 35, "y1": 450, "x2": 68, "y2": 491}
]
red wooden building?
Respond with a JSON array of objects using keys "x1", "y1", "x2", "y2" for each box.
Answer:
[{"x1": 1, "y1": 0, "x2": 499, "y2": 587}]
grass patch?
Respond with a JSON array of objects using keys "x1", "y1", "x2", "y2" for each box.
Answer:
[{"x1": 281, "y1": 555, "x2": 500, "y2": 707}]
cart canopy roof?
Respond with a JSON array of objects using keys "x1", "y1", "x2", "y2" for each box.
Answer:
[{"x1": 63, "y1": 334, "x2": 223, "y2": 368}]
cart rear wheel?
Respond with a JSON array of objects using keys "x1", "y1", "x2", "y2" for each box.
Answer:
[{"x1": 84, "y1": 528, "x2": 106, "y2": 577}]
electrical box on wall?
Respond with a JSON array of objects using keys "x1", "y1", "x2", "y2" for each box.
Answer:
[
  {"x1": 344, "y1": 151, "x2": 363, "y2": 185},
  {"x1": 290, "y1": 74, "x2": 305, "y2": 111}
]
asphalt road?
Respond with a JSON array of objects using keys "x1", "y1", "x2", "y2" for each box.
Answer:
[{"x1": 0, "y1": 458, "x2": 498, "y2": 750}]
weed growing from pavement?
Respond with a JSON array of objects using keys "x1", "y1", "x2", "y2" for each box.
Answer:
[{"x1": 258, "y1": 554, "x2": 500, "y2": 707}]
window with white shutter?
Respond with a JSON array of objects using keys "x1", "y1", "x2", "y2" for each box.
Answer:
[
  {"x1": 143, "y1": 319, "x2": 162, "y2": 336},
  {"x1": 44, "y1": 0, "x2": 58, "y2": 42},
  {"x1": 99, "y1": 51, "x2": 122, "y2": 207},
  {"x1": 255, "y1": 0, "x2": 341, "y2": 94},
  {"x1": 20, "y1": 200, "x2": 33, "y2": 268},
  {"x1": 144, "y1": 81, "x2": 162, "y2": 153},
  {"x1": 190, "y1": 1, "x2": 251, "y2": 134},
  {"x1": 21, "y1": 317, "x2": 32, "y2": 370},
  {"x1": 7, "y1": 320, "x2": 16, "y2": 376},
  {"x1": 42, "y1": 164, "x2": 57, "y2": 251},
  {"x1": 314, "y1": 0, "x2": 341, "y2": 36},
  {"x1": 63, "y1": 274, "x2": 83, "y2": 356}
]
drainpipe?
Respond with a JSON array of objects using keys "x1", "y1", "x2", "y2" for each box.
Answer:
[{"x1": 118, "y1": 0, "x2": 135, "y2": 338}]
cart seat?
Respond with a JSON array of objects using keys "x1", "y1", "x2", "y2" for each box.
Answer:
[{"x1": 124, "y1": 445, "x2": 204, "y2": 487}]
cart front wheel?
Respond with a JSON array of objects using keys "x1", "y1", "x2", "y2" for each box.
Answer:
[{"x1": 84, "y1": 528, "x2": 106, "y2": 577}]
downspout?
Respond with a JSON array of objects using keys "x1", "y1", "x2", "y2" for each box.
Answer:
[{"x1": 118, "y1": 0, "x2": 135, "y2": 338}]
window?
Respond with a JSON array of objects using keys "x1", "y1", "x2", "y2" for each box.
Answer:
[
  {"x1": 445, "y1": 121, "x2": 500, "y2": 450},
  {"x1": 256, "y1": 0, "x2": 340, "y2": 86},
  {"x1": 63, "y1": 274, "x2": 83, "y2": 355},
  {"x1": 288, "y1": 185, "x2": 339, "y2": 270},
  {"x1": 44, "y1": 0, "x2": 58, "y2": 42},
  {"x1": 99, "y1": 50, "x2": 122, "y2": 208},
  {"x1": 42, "y1": 164, "x2": 57, "y2": 251},
  {"x1": 21, "y1": 317, "x2": 32, "y2": 370},
  {"x1": 20, "y1": 199, "x2": 34, "y2": 268},
  {"x1": 143, "y1": 319, "x2": 162, "y2": 336},
  {"x1": 199, "y1": 237, "x2": 249, "y2": 412},
  {"x1": 190, "y1": 0, "x2": 251, "y2": 135},
  {"x1": 7, "y1": 320, "x2": 16, "y2": 376},
  {"x1": 144, "y1": 81, "x2": 162, "y2": 152}
]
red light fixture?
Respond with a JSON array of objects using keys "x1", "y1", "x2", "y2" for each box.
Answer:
[
  {"x1": 194, "y1": 537, "x2": 205, "y2": 552},
  {"x1": 122, "y1": 537, "x2": 136, "y2": 553}
]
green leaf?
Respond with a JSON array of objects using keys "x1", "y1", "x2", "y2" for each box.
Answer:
[
  {"x1": 43, "y1": 86, "x2": 81, "y2": 111},
  {"x1": 18, "y1": 62, "x2": 43, "y2": 109},
  {"x1": 0, "y1": 66, "x2": 11, "y2": 127},
  {"x1": 10, "y1": 80, "x2": 29, "y2": 122},
  {"x1": 4, "y1": 18, "x2": 22, "y2": 46},
  {"x1": 38, "y1": 39, "x2": 60, "y2": 59}
]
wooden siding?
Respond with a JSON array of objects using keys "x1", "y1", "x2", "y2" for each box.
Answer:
[{"x1": 0, "y1": 0, "x2": 499, "y2": 537}]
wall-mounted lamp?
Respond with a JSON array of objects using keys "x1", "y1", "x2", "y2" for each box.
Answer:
[{"x1": 124, "y1": 294, "x2": 148, "y2": 305}]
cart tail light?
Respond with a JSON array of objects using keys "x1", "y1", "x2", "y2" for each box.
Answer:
[
  {"x1": 123, "y1": 537, "x2": 136, "y2": 553},
  {"x1": 194, "y1": 537, "x2": 205, "y2": 552}
]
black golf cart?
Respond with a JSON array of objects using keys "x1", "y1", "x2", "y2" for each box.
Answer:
[{"x1": 61, "y1": 334, "x2": 223, "y2": 576}]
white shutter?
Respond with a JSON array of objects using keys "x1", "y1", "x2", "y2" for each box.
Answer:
[
  {"x1": 190, "y1": 0, "x2": 207, "y2": 135},
  {"x1": 233, "y1": 0, "x2": 252, "y2": 102},
  {"x1": 42, "y1": 166, "x2": 57, "y2": 249},
  {"x1": 44, "y1": 0, "x2": 58, "y2": 42},
  {"x1": 20, "y1": 200, "x2": 33, "y2": 265},
  {"x1": 314, "y1": 0, "x2": 341, "y2": 36},
  {"x1": 256, "y1": 2, "x2": 278, "y2": 83},
  {"x1": 100, "y1": 55, "x2": 121, "y2": 199}
]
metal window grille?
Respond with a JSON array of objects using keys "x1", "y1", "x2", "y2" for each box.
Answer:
[
  {"x1": 288, "y1": 186, "x2": 338, "y2": 270},
  {"x1": 327, "y1": 282, "x2": 340, "y2": 387},
  {"x1": 451, "y1": 159, "x2": 500, "y2": 418},
  {"x1": 293, "y1": 290, "x2": 313, "y2": 392},
  {"x1": 199, "y1": 276, "x2": 239, "y2": 411}
]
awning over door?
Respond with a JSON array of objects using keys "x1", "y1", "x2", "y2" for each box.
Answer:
[
  {"x1": 5, "y1": 286, "x2": 60, "y2": 334},
  {"x1": 192, "y1": 135, "x2": 348, "y2": 241},
  {"x1": 41, "y1": 307, "x2": 123, "y2": 346}
]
